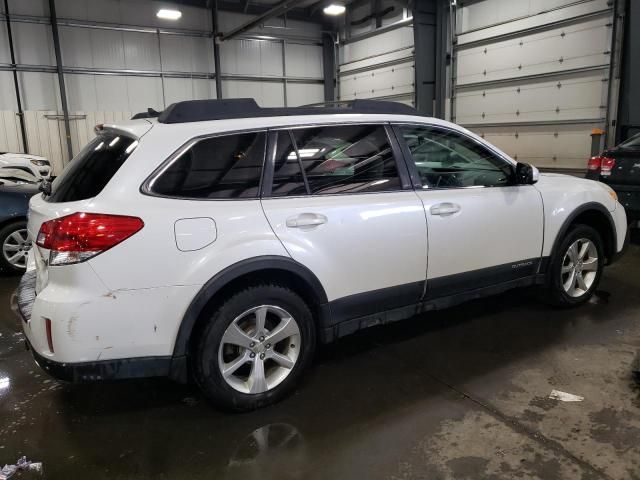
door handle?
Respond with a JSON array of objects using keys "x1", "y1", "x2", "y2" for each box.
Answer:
[
  {"x1": 286, "y1": 213, "x2": 328, "y2": 228},
  {"x1": 430, "y1": 202, "x2": 461, "y2": 216}
]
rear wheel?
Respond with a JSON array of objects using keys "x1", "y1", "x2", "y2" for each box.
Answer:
[
  {"x1": 547, "y1": 224, "x2": 604, "y2": 307},
  {"x1": 0, "y1": 221, "x2": 30, "y2": 274},
  {"x1": 194, "y1": 284, "x2": 316, "y2": 411}
]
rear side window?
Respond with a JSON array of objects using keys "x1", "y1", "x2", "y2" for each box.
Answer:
[
  {"x1": 270, "y1": 125, "x2": 402, "y2": 197},
  {"x1": 47, "y1": 133, "x2": 138, "y2": 203},
  {"x1": 149, "y1": 132, "x2": 266, "y2": 199}
]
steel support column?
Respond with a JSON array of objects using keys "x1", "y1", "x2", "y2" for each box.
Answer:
[
  {"x1": 49, "y1": 0, "x2": 73, "y2": 162},
  {"x1": 322, "y1": 33, "x2": 336, "y2": 102},
  {"x1": 412, "y1": 0, "x2": 438, "y2": 116},
  {"x1": 3, "y1": 0, "x2": 28, "y2": 153},
  {"x1": 211, "y1": 0, "x2": 222, "y2": 99}
]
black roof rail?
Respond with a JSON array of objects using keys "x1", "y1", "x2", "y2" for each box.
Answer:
[
  {"x1": 131, "y1": 108, "x2": 161, "y2": 120},
  {"x1": 156, "y1": 98, "x2": 420, "y2": 124}
]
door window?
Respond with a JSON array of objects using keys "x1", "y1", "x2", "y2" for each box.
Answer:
[
  {"x1": 270, "y1": 125, "x2": 402, "y2": 197},
  {"x1": 149, "y1": 131, "x2": 266, "y2": 199},
  {"x1": 398, "y1": 125, "x2": 513, "y2": 189}
]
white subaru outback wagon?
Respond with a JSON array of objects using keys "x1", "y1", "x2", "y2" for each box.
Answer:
[{"x1": 18, "y1": 99, "x2": 628, "y2": 411}]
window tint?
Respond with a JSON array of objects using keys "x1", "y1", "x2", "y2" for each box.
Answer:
[
  {"x1": 620, "y1": 132, "x2": 640, "y2": 149},
  {"x1": 270, "y1": 125, "x2": 402, "y2": 197},
  {"x1": 47, "y1": 133, "x2": 138, "y2": 202},
  {"x1": 150, "y1": 132, "x2": 266, "y2": 199},
  {"x1": 399, "y1": 125, "x2": 513, "y2": 188}
]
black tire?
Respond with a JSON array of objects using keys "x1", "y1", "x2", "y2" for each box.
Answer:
[
  {"x1": 547, "y1": 224, "x2": 604, "y2": 307},
  {"x1": 0, "y1": 220, "x2": 29, "y2": 274},
  {"x1": 193, "y1": 284, "x2": 316, "y2": 412}
]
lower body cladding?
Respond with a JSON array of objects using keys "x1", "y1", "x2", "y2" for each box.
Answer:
[{"x1": 18, "y1": 263, "x2": 199, "y2": 382}]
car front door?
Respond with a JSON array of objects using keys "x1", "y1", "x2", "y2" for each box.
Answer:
[
  {"x1": 260, "y1": 123, "x2": 428, "y2": 322},
  {"x1": 394, "y1": 123, "x2": 544, "y2": 299}
]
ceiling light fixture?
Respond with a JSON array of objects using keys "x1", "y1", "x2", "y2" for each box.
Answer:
[
  {"x1": 157, "y1": 9, "x2": 182, "y2": 20},
  {"x1": 323, "y1": 3, "x2": 346, "y2": 15}
]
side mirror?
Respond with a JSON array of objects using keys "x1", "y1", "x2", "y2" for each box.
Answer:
[{"x1": 515, "y1": 162, "x2": 538, "y2": 185}]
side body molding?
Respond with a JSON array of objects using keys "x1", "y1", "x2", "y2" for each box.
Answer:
[{"x1": 169, "y1": 255, "x2": 329, "y2": 381}]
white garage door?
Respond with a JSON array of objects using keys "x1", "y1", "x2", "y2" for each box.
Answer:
[{"x1": 453, "y1": 0, "x2": 614, "y2": 171}]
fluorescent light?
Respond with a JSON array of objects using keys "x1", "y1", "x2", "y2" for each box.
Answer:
[
  {"x1": 157, "y1": 9, "x2": 182, "y2": 20},
  {"x1": 323, "y1": 3, "x2": 346, "y2": 15},
  {"x1": 0, "y1": 377, "x2": 9, "y2": 390},
  {"x1": 287, "y1": 148, "x2": 320, "y2": 160}
]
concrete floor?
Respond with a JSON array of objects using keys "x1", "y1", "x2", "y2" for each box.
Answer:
[{"x1": 1, "y1": 247, "x2": 639, "y2": 480}]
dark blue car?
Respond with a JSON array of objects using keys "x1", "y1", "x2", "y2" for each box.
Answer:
[{"x1": 0, "y1": 179, "x2": 38, "y2": 273}]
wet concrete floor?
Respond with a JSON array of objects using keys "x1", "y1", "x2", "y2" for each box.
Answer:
[{"x1": 1, "y1": 246, "x2": 639, "y2": 479}]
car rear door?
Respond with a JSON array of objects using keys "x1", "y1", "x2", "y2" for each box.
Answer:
[
  {"x1": 260, "y1": 123, "x2": 428, "y2": 321},
  {"x1": 393, "y1": 123, "x2": 544, "y2": 299}
]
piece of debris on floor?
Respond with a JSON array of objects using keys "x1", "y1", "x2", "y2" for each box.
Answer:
[
  {"x1": 549, "y1": 389, "x2": 584, "y2": 402},
  {"x1": 0, "y1": 457, "x2": 43, "y2": 479},
  {"x1": 633, "y1": 351, "x2": 640, "y2": 384}
]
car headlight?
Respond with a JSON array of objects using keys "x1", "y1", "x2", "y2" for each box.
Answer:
[{"x1": 30, "y1": 160, "x2": 49, "y2": 167}]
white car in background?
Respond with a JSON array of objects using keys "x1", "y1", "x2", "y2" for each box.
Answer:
[
  {"x1": 0, "y1": 152, "x2": 51, "y2": 180},
  {"x1": 17, "y1": 99, "x2": 628, "y2": 412}
]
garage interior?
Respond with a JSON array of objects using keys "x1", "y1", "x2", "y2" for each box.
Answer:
[{"x1": 1, "y1": 0, "x2": 640, "y2": 478}]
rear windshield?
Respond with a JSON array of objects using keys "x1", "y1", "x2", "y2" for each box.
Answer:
[
  {"x1": 619, "y1": 132, "x2": 640, "y2": 150},
  {"x1": 46, "y1": 133, "x2": 138, "y2": 203}
]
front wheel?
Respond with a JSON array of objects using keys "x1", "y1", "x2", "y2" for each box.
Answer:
[
  {"x1": 194, "y1": 284, "x2": 316, "y2": 412},
  {"x1": 547, "y1": 224, "x2": 604, "y2": 307}
]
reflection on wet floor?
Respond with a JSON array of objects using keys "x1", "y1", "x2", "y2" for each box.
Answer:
[{"x1": 1, "y1": 244, "x2": 640, "y2": 479}]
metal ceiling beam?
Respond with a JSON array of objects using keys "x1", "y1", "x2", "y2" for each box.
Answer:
[{"x1": 219, "y1": 0, "x2": 312, "y2": 41}]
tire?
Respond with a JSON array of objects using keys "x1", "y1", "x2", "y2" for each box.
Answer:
[
  {"x1": 194, "y1": 284, "x2": 316, "y2": 412},
  {"x1": 0, "y1": 220, "x2": 30, "y2": 274},
  {"x1": 547, "y1": 224, "x2": 604, "y2": 307}
]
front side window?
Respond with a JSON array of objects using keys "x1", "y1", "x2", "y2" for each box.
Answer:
[
  {"x1": 398, "y1": 125, "x2": 513, "y2": 189},
  {"x1": 150, "y1": 131, "x2": 266, "y2": 199},
  {"x1": 270, "y1": 124, "x2": 402, "y2": 197}
]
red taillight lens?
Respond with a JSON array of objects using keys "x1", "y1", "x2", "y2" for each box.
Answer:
[
  {"x1": 587, "y1": 156, "x2": 602, "y2": 171},
  {"x1": 600, "y1": 157, "x2": 616, "y2": 175},
  {"x1": 587, "y1": 156, "x2": 615, "y2": 175},
  {"x1": 36, "y1": 213, "x2": 144, "y2": 265}
]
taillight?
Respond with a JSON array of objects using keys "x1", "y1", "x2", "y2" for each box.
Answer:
[
  {"x1": 36, "y1": 213, "x2": 144, "y2": 266},
  {"x1": 587, "y1": 156, "x2": 602, "y2": 171},
  {"x1": 587, "y1": 156, "x2": 615, "y2": 176}
]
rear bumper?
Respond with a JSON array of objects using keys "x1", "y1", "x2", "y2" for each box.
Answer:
[
  {"x1": 24, "y1": 334, "x2": 171, "y2": 382},
  {"x1": 609, "y1": 185, "x2": 640, "y2": 220},
  {"x1": 17, "y1": 269, "x2": 180, "y2": 382}
]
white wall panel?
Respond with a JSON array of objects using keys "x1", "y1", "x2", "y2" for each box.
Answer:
[
  {"x1": 340, "y1": 62, "x2": 414, "y2": 100},
  {"x1": 12, "y1": 22, "x2": 55, "y2": 66},
  {"x1": 222, "y1": 81, "x2": 284, "y2": 108},
  {"x1": 286, "y1": 83, "x2": 324, "y2": 107},
  {"x1": 163, "y1": 78, "x2": 215, "y2": 106},
  {"x1": 0, "y1": 111, "x2": 23, "y2": 153},
  {"x1": 220, "y1": 39, "x2": 283, "y2": 77},
  {"x1": 123, "y1": 31, "x2": 161, "y2": 70},
  {"x1": 0, "y1": 20, "x2": 11, "y2": 64},
  {"x1": 218, "y1": 11, "x2": 321, "y2": 40},
  {"x1": 285, "y1": 44, "x2": 322, "y2": 78},
  {"x1": 7, "y1": 0, "x2": 48, "y2": 17},
  {"x1": 59, "y1": 27, "x2": 93, "y2": 68},
  {"x1": 0, "y1": 72, "x2": 18, "y2": 110},
  {"x1": 458, "y1": 0, "x2": 610, "y2": 41},
  {"x1": 341, "y1": 26, "x2": 414, "y2": 64},
  {"x1": 19, "y1": 72, "x2": 60, "y2": 110},
  {"x1": 455, "y1": 72, "x2": 607, "y2": 125},
  {"x1": 456, "y1": 16, "x2": 612, "y2": 85},
  {"x1": 57, "y1": 0, "x2": 211, "y2": 32},
  {"x1": 474, "y1": 123, "x2": 601, "y2": 169},
  {"x1": 159, "y1": 35, "x2": 213, "y2": 73}
]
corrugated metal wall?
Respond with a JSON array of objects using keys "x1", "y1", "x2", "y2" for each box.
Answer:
[
  {"x1": 338, "y1": 1, "x2": 415, "y2": 106},
  {"x1": 0, "y1": 0, "x2": 325, "y2": 173},
  {"x1": 453, "y1": 0, "x2": 614, "y2": 170}
]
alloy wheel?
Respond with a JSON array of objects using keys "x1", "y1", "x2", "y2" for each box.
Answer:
[
  {"x1": 2, "y1": 228, "x2": 30, "y2": 270},
  {"x1": 218, "y1": 305, "x2": 301, "y2": 394},
  {"x1": 560, "y1": 238, "x2": 598, "y2": 298}
]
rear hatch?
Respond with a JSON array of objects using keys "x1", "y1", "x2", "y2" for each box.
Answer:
[{"x1": 28, "y1": 130, "x2": 141, "y2": 292}]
